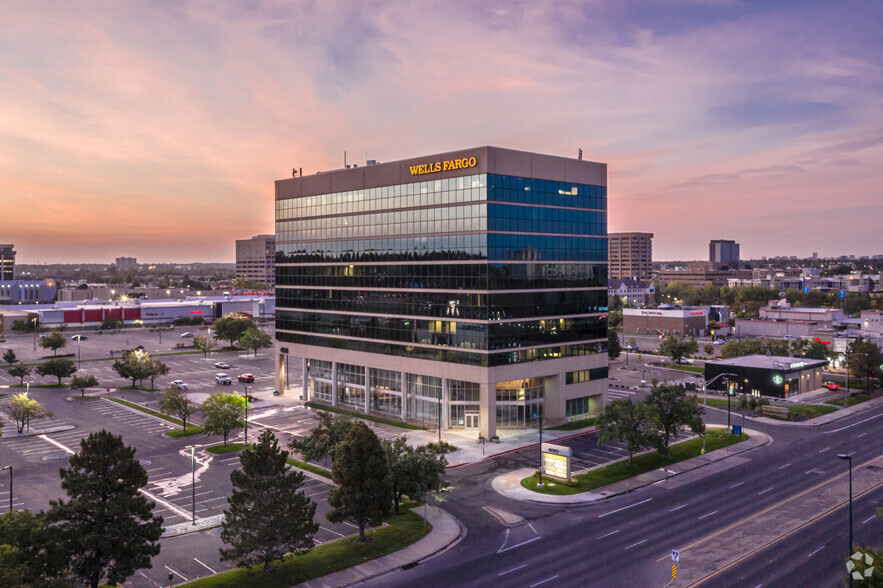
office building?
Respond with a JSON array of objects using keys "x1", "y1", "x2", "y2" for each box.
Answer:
[
  {"x1": 274, "y1": 146, "x2": 609, "y2": 438},
  {"x1": 710, "y1": 239, "x2": 740, "y2": 269},
  {"x1": 236, "y1": 235, "x2": 276, "y2": 287},
  {"x1": 114, "y1": 256, "x2": 137, "y2": 269},
  {"x1": 0, "y1": 245, "x2": 14, "y2": 281},
  {"x1": 608, "y1": 232, "x2": 653, "y2": 280}
]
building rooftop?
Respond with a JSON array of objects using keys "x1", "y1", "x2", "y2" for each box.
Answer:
[{"x1": 709, "y1": 354, "x2": 828, "y2": 370}]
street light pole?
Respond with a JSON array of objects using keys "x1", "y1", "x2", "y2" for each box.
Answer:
[
  {"x1": 188, "y1": 446, "x2": 196, "y2": 524},
  {"x1": 32, "y1": 318, "x2": 37, "y2": 350},
  {"x1": 0, "y1": 466, "x2": 11, "y2": 512},
  {"x1": 244, "y1": 386, "x2": 249, "y2": 446},
  {"x1": 538, "y1": 410, "x2": 544, "y2": 486},
  {"x1": 837, "y1": 453, "x2": 853, "y2": 588}
]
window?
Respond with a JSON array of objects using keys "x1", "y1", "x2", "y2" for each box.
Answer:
[{"x1": 566, "y1": 396, "x2": 590, "y2": 417}]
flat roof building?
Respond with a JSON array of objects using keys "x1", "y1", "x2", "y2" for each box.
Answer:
[
  {"x1": 0, "y1": 245, "x2": 15, "y2": 281},
  {"x1": 705, "y1": 355, "x2": 827, "y2": 398},
  {"x1": 710, "y1": 239, "x2": 740, "y2": 270},
  {"x1": 274, "y1": 146, "x2": 609, "y2": 438},
  {"x1": 236, "y1": 235, "x2": 276, "y2": 287},
  {"x1": 608, "y1": 232, "x2": 653, "y2": 281}
]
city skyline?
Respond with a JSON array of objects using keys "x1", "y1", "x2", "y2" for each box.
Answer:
[{"x1": 3, "y1": 1, "x2": 882, "y2": 263}]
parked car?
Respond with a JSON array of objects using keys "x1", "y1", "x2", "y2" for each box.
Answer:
[
  {"x1": 215, "y1": 373, "x2": 232, "y2": 385},
  {"x1": 824, "y1": 381, "x2": 840, "y2": 391},
  {"x1": 214, "y1": 361, "x2": 230, "y2": 370},
  {"x1": 170, "y1": 380, "x2": 188, "y2": 391},
  {"x1": 71, "y1": 335, "x2": 88, "y2": 341},
  {"x1": 713, "y1": 339, "x2": 725, "y2": 345},
  {"x1": 39, "y1": 333, "x2": 51, "y2": 338},
  {"x1": 181, "y1": 332, "x2": 194, "y2": 338},
  {"x1": 238, "y1": 373, "x2": 255, "y2": 383}
]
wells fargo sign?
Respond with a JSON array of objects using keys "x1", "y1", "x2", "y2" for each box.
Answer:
[{"x1": 409, "y1": 156, "x2": 477, "y2": 175}]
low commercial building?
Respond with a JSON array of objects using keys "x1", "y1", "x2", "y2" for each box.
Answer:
[
  {"x1": 735, "y1": 299, "x2": 846, "y2": 339},
  {"x1": 622, "y1": 307, "x2": 708, "y2": 337},
  {"x1": 705, "y1": 355, "x2": 827, "y2": 398},
  {"x1": 0, "y1": 280, "x2": 57, "y2": 304},
  {"x1": 609, "y1": 279, "x2": 655, "y2": 307},
  {"x1": 657, "y1": 262, "x2": 752, "y2": 287}
]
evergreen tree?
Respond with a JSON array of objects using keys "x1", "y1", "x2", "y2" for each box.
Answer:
[
  {"x1": 2, "y1": 350, "x2": 17, "y2": 365},
  {"x1": 327, "y1": 423, "x2": 392, "y2": 541},
  {"x1": 220, "y1": 430, "x2": 318, "y2": 571},
  {"x1": 0, "y1": 509, "x2": 69, "y2": 587},
  {"x1": 289, "y1": 411, "x2": 355, "y2": 464},
  {"x1": 607, "y1": 329, "x2": 622, "y2": 359},
  {"x1": 47, "y1": 430, "x2": 163, "y2": 588}
]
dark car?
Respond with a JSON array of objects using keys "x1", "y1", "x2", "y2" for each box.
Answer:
[
  {"x1": 238, "y1": 374, "x2": 255, "y2": 383},
  {"x1": 71, "y1": 335, "x2": 89, "y2": 341}
]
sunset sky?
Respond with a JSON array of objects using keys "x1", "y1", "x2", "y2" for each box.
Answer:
[{"x1": 2, "y1": 1, "x2": 881, "y2": 263}]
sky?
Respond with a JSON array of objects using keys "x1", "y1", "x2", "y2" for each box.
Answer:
[{"x1": 2, "y1": 0, "x2": 882, "y2": 263}]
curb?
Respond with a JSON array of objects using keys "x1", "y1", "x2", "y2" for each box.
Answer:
[{"x1": 446, "y1": 427, "x2": 599, "y2": 469}]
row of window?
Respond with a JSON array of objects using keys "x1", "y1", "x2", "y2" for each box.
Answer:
[
  {"x1": 275, "y1": 174, "x2": 605, "y2": 220},
  {"x1": 279, "y1": 330, "x2": 607, "y2": 366},
  {"x1": 566, "y1": 396, "x2": 591, "y2": 417},
  {"x1": 276, "y1": 234, "x2": 607, "y2": 263},
  {"x1": 277, "y1": 204, "x2": 605, "y2": 242},
  {"x1": 276, "y1": 289, "x2": 607, "y2": 320},
  {"x1": 496, "y1": 378, "x2": 544, "y2": 402},
  {"x1": 276, "y1": 311, "x2": 607, "y2": 349},
  {"x1": 565, "y1": 366, "x2": 610, "y2": 384},
  {"x1": 276, "y1": 262, "x2": 607, "y2": 290}
]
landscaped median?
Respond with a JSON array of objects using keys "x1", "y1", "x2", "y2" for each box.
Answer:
[
  {"x1": 178, "y1": 503, "x2": 431, "y2": 588},
  {"x1": 106, "y1": 397, "x2": 204, "y2": 436},
  {"x1": 520, "y1": 429, "x2": 750, "y2": 496},
  {"x1": 304, "y1": 401, "x2": 425, "y2": 430}
]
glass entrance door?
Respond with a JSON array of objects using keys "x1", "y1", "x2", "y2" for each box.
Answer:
[{"x1": 464, "y1": 412, "x2": 480, "y2": 429}]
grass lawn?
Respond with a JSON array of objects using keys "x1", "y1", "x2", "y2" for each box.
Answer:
[
  {"x1": 304, "y1": 402, "x2": 425, "y2": 430},
  {"x1": 665, "y1": 364, "x2": 705, "y2": 374},
  {"x1": 119, "y1": 385, "x2": 158, "y2": 392},
  {"x1": 70, "y1": 395, "x2": 101, "y2": 401},
  {"x1": 826, "y1": 393, "x2": 872, "y2": 407},
  {"x1": 207, "y1": 442, "x2": 246, "y2": 454},
  {"x1": 696, "y1": 397, "x2": 730, "y2": 407},
  {"x1": 548, "y1": 417, "x2": 598, "y2": 431},
  {"x1": 521, "y1": 430, "x2": 749, "y2": 495},
  {"x1": 787, "y1": 404, "x2": 838, "y2": 419},
  {"x1": 166, "y1": 424, "x2": 206, "y2": 437},
  {"x1": 180, "y1": 504, "x2": 430, "y2": 588},
  {"x1": 106, "y1": 397, "x2": 203, "y2": 434},
  {"x1": 287, "y1": 457, "x2": 332, "y2": 479}
]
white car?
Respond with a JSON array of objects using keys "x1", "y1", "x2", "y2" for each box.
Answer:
[
  {"x1": 170, "y1": 380, "x2": 188, "y2": 391},
  {"x1": 713, "y1": 339, "x2": 725, "y2": 345},
  {"x1": 214, "y1": 361, "x2": 230, "y2": 370},
  {"x1": 181, "y1": 332, "x2": 194, "y2": 338},
  {"x1": 215, "y1": 373, "x2": 232, "y2": 385}
]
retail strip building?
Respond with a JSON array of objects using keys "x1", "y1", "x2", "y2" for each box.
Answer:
[{"x1": 274, "y1": 147, "x2": 608, "y2": 439}]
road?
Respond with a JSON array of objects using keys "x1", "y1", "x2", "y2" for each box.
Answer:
[{"x1": 368, "y1": 406, "x2": 883, "y2": 588}]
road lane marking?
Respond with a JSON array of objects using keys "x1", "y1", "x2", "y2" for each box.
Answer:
[
  {"x1": 164, "y1": 566, "x2": 188, "y2": 581},
  {"x1": 805, "y1": 468, "x2": 818, "y2": 475},
  {"x1": 598, "y1": 498, "x2": 653, "y2": 518},
  {"x1": 807, "y1": 545, "x2": 825, "y2": 558},
  {"x1": 528, "y1": 522, "x2": 538, "y2": 535},
  {"x1": 863, "y1": 515, "x2": 876, "y2": 524},
  {"x1": 193, "y1": 558, "x2": 216, "y2": 574},
  {"x1": 529, "y1": 575, "x2": 558, "y2": 587},
  {"x1": 625, "y1": 539, "x2": 647, "y2": 550},
  {"x1": 669, "y1": 504, "x2": 688, "y2": 512},
  {"x1": 598, "y1": 529, "x2": 620, "y2": 539},
  {"x1": 729, "y1": 482, "x2": 744, "y2": 489},
  {"x1": 498, "y1": 536, "x2": 542, "y2": 553},
  {"x1": 758, "y1": 487, "x2": 774, "y2": 495},
  {"x1": 778, "y1": 463, "x2": 791, "y2": 470},
  {"x1": 857, "y1": 432, "x2": 867, "y2": 438},
  {"x1": 698, "y1": 510, "x2": 718, "y2": 520},
  {"x1": 818, "y1": 447, "x2": 830, "y2": 453},
  {"x1": 824, "y1": 412, "x2": 883, "y2": 434},
  {"x1": 498, "y1": 564, "x2": 527, "y2": 576}
]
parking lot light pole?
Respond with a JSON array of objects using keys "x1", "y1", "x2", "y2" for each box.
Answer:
[
  {"x1": 244, "y1": 386, "x2": 249, "y2": 446},
  {"x1": 837, "y1": 453, "x2": 854, "y2": 588},
  {"x1": 1, "y1": 466, "x2": 11, "y2": 512},
  {"x1": 187, "y1": 446, "x2": 196, "y2": 524},
  {"x1": 32, "y1": 317, "x2": 37, "y2": 350}
]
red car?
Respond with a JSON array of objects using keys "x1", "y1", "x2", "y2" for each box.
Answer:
[
  {"x1": 824, "y1": 381, "x2": 840, "y2": 391},
  {"x1": 238, "y1": 373, "x2": 255, "y2": 383}
]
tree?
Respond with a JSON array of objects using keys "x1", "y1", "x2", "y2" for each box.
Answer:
[
  {"x1": 607, "y1": 329, "x2": 621, "y2": 359},
  {"x1": 327, "y1": 423, "x2": 392, "y2": 541},
  {"x1": 99, "y1": 317, "x2": 120, "y2": 331},
  {"x1": 193, "y1": 335, "x2": 212, "y2": 358},
  {"x1": 644, "y1": 384, "x2": 705, "y2": 458},
  {"x1": 7, "y1": 393, "x2": 50, "y2": 433},
  {"x1": 2, "y1": 350, "x2": 16, "y2": 365},
  {"x1": 703, "y1": 344, "x2": 714, "y2": 355},
  {"x1": 791, "y1": 339, "x2": 833, "y2": 361},
  {"x1": 213, "y1": 316, "x2": 255, "y2": 348},
  {"x1": 35, "y1": 358, "x2": 77, "y2": 386},
  {"x1": 658, "y1": 335, "x2": 698, "y2": 364},
  {"x1": 720, "y1": 339, "x2": 765, "y2": 359},
  {"x1": 0, "y1": 510, "x2": 69, "y2": 587},
  {"x1": 159, "y1": 385, "x2": 197, "y2": 431},
  {"x1": 597, "y1": 399, "x2": 658, "y2": 464},
  {"x1": 112, "y1": 350, "x2": 163, "y2": 388},
  {"x1": 386, "y1": 436, "x2": 447, "y2": 515},
  {"x1": 848, "y1": 338, "x2": 883, "y2": 396},
  {"x1": 145, "y1": 358, "x2": 170, "y2": 390},
  {"x1": 239, "y1": 328, "x2": 272, "y2": 357},
  {"x1": 6, "y1": 364, "x2": 30, "y2": 385},
  {"x1": 201, "y1": 392, "x2": 246, "y2": 446},
  {"x1": 289, "y1": 411, "x2": 355, "y2": 464},
  {"x1": 220, "y1": 430, "x2": 318, "y2": 572},
  {"x1": 38, "y1": 332, "x2": 67, "y2": 356},
  {"x1": 46, "y1": 430, "x2": 162, "y2": 588},
  {"x1": 69, "y1": 374, "x2": 99, "y2": 398}
]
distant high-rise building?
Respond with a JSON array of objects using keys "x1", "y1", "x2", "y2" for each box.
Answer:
[
  {"x1": 709, "y1": 239, "x2": 740, "y2": 270},
  {"x1": 115, "y1": 256, "x2": 137, "y2": 269},
  {"x1": 236, "y1": 235, "x2": 275, "y2": 287},
  {"x1": 0, "y1": 244, "x2": 14, "y2": 280},
  {"x1": 608, "y1": 233, "x2": 653, "y2": 280}
]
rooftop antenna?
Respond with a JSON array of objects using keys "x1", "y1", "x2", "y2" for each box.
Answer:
[
  {"x1": 578, "y1": 148, "x2": 583, "y2": 160},
  {"x1": 292, "y1": 167, "x2": 297, "y2": 178}
]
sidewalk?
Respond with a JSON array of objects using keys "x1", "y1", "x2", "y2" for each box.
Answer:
[
  {"x1": 491, "y1": 426, "x2": 772, "y2": 504},
  {"x1": 704, "y1": 392, "x2": 883, "y2": 427},
  {"x1": 298, "y1": 504, "x2": 464, "y2": 588}
]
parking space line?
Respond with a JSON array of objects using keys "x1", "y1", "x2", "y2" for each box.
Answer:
[
  {"x1": 193, "y1": 558, "x2": 217, "y2": 574},
  {"x1": 320, "y1": 525, "x2": 345, "y2": 537},
  {"x1": 164, "y1": 565, "x2": 188, "y2": 581}
]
